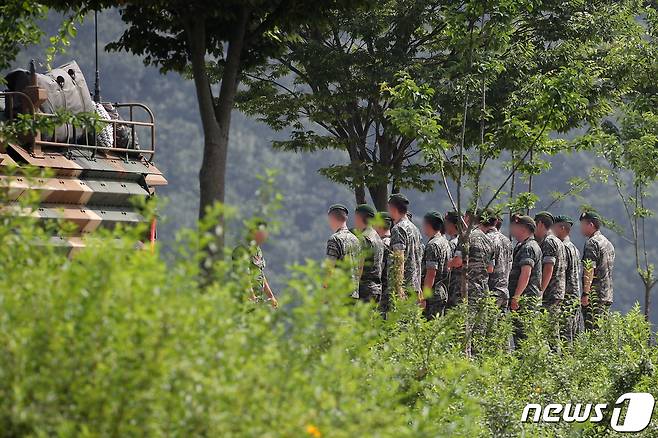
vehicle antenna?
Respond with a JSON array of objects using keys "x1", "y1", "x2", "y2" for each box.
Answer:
[{"x1": 93, "y1": 10, "x2": 101, "y2": 103}]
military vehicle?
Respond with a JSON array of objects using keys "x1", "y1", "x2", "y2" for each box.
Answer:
[{"x1": 0, "y1": 60, "x2": 167, "y2": 254}]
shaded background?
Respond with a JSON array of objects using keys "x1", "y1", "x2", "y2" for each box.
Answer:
[{"x1": 7, "y1": 10, "x2": 657, "y2": 319}]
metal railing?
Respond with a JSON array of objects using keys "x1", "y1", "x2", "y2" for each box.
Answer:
[{"x1": 1, "y1": 92, "x2": 156, "y2": 161}]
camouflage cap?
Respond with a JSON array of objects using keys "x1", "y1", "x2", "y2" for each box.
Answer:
[
  {"x1": 388, "y1": 193, "x2": 409, "y2": 208},
  {"x1": 554, "y1": 214, "x2": 574, "y2": 225},
  {"x1": 534, "y1": 211, "x2": 554, "y2": 225},
  {"x1": 579, "y1": 211, "x2": 602, "y2": 222},
  {"x1": 355, "y1": 204, "x2": 376, "y2": 218},
  {"x1": 512, "y1": 214, "x2": 536, "y2": 232},
  {"x1": 328, "y1": 203, "x2": 349, "y2": 215},
  {"x1": 423, "y1": 210, "x2": 444, "y2": 230},
  {"x1": 478, "y1": 207, "x2": 498, "y2": 225},
  {"x1": 445, "y1": 211, "x2": 461, "y2": 224}
]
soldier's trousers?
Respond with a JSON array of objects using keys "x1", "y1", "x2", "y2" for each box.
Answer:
[
  {"x1": 560, "y1": 298, "x2": 583, "y2": 342},
  {"x1": 512, "y1": 296, "x2": 540, "y2": 348},
  {"x1": 423, "y1": 297, "x2": 447, "y2": 320},
  {"x1": 378, "y1": 290, "x2": 391, "y2": 319},
  {"x1": 542, "y1": 300, "x2": 563, "y2": 352},
  {"x1": 582, "y1": 301, "x2": 611, "y2": 331}
]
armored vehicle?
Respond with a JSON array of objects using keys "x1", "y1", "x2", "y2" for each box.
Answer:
[{"x1": 0, "y1": 60, "x2": 167, "y2": 254}]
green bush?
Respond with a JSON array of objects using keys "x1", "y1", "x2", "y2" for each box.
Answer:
[{"x1": 0, "y1": 205, "x2": 656, "y2": 437}]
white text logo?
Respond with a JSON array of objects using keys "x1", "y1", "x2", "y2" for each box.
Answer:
[{"x1": 521, "y1": 392, "x2": 655, "y2": 432}]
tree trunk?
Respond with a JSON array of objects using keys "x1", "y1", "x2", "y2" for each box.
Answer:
[
  {"x1": 644, "y1": 282, "x2": 651, "y2": 320},
  {"x1": 186, "y1": 19, "x2": 224, "y2": 213},
  {"x1": 355, "y1": 184, "x2": 366, "y2": 205},
  {"x1": 187, "y1": 9, "x2": 248, "y2": 247},
  {"x1": 368, "y1": 183, "x2": 389, "y2": 211}
]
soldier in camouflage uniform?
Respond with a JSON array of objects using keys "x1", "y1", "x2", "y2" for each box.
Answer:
[
  {"x1": 421, "y1": 211, "x2": 452, "y2": 319},
  {"x1": 552, "y1": 215, "x2": 583, "y2": 341},
  {"x1": 325, "y1": 204, "x2": 361, "y2": 298},
  {"x1": 444, "y1": 211, "x2": 461, "y2": 310},
  {"x1": 509, "y1": 215, "x2": 543, "y2": 344},
  {"x1": 232, "y1": 220, "x2": 278, "y2": 308},
  {"x1": 354, "y1": 204, "x2": 384, "y2": 303},
  {"x1": 534, "y1": 211, "x2": 566, "y2": 349},
  {"x1": 479, "y1": 208, "x2": 512, "y2": 309},
  {"x1": 387, "y1": 194, "x2": 424, "y2": 305},
  {"x1": 534, "y1": 212, "x2": 567, "y2": 308},
  {"x1": 579, "y1": 211, "x2": 615, "y2": 331},
  {"x1": 449, "y1": 210, "x2": 494, "y2": 305},
  {"x1": 375, "y1": 211, "x2": 393, "y2": 316}
]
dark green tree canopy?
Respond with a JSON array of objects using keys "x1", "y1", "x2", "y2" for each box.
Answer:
[{"x1": 238, "y1": 0, "x2": 642, "y2": 209}]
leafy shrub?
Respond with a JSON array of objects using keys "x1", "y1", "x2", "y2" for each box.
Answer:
[{"x1": 0, "y1": 199, "x2": 656, "y2": 437}]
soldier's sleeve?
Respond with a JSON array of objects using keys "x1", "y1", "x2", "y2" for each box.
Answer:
[
  {"x1": 326, "y1": 236, "x2": 342, "y2": 260},
  {"x1": 542, "y1": 238, "x2": 558, "y2": 265},
  {"x1": 360, "y1": 235, "x2": 374, "y2": 263},
  {"x1": 486, "y1": 236, "x2": 496, "y2": 267},
  {"x1": 518, "y1": 244, "x2": 537, "y2": 267},
  {"x1": 582, "y1": 239, "x2": 599, "y2": 268},
  {"x1": 424, "y1": 243, "x2": 439, "y2": 270},
  {"x1": 390, "y1": 225, "x2": 407, "y2": 252},
  {"x1": 437, "y1": 241, "x2": 451, "y2": 273}
]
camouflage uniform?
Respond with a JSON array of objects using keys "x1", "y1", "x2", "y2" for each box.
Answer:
[
  {"x1": 379, "y1": 234, "x2": 392, "y2": 315},
  {"x1": 509, "y1": 236, "x2": 542, "y2": 344},
  {"x1": 562, "y1": 236, "x2": 582, "y2": 341},
  {"x1": 358, "y1": 226, "x2": 384, "y2": 302},
  {"x1": 389, "y1": 216, "x2": 423, "y2": 296},
  {"x1": 581, "y1": 230, "x2": 615, "y2": 330},
  {"x1": 421, "y1": 233, "x2": 452, "y2": 319},
  {"x1": 446, "y1": 236, "x2": 461, "y2": 309},
  {"x1": 538, "y1": 232, "x2": 567, "y2": 307},
  {"x1": 509, "y1": 236, "x2": 543, "y2": 301},
  {"x1": 455, "y1": 228, "x2": 494, "y2": 303},
  {"x1": 485, "y1": 228, "x2": 513, "y2": 308},
  {"x1": 232, "y1": 243, "x2": 267, "y2": 301},
  {"x1": 381, "y1": 235, "x2": 391, "y2": 291},
  {"x1": 326, "y1": 226, "x2": 361, "y2": 297}
]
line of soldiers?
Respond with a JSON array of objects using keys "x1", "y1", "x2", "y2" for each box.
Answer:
[{"x1": 325, "y1": 194, "x2": 616, "y2": 341}]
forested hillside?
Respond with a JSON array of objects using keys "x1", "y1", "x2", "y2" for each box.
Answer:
[{"x1": 7, "y1": 9, "x2": 657, "y2": 318}]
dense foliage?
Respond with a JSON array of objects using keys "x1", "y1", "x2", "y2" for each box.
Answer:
[
  {"x1": 2, "y1": 8, "x2": 658, "y2": 318},
  {"x1": 0, "y1": 192, "x2": 656, "y2": 436}
]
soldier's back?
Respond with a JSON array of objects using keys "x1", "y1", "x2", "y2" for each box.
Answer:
[
  {"x1": 327, "y1": 226, "x2": 361, "y2": 293},
  {"x1": 390, "y1": 217, "x2": 423, "y2": 292},
  {"x1": 463, "y1": 228, "x2": 493, "y2": 300},
  {"x1": 563, "y1": 237, "x2": 581, "y2": 300},
  {"x1": 509, "y1": 237, "x2": 542, "y2": 299},
  {"x1": 359, "y1": 227, "x2": 384, "y2": 296},
  {"x1": 540, "y1": 233, "x2": 567, "y2": 305},
  {"x1": 486, "y1": 228, "x2": 513, "y2": 304},
  {"x1": 583, "y1": 231, "x2": 615, "y2": 303}
]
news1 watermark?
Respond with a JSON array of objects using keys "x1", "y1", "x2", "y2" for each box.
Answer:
[{"x1": 521, "y1": 393, "x2": 656, "y2": 432}]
